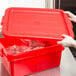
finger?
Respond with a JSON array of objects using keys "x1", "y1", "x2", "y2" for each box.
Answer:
[
  {"x1": 57, "y1": 41, "x2": 68, "y2": 47},
  {"x1": 70, "y1": 18, "x2": 76, "y2": 22},
  {"x1": 64, "y1": 11, "x2": 75, "y2": 18},
  {"x1": 64, "y1": 11, "x2": 71, "y2": 17},
  {"x1": 61, "y1": 34, "x2": 69, "y2": 38},
  {"x1": 64, "y1": 11, "x2": 70, "y2": 13},
  {"x1": 57, "y1": 41, "x2": 62, "y2": 45}
]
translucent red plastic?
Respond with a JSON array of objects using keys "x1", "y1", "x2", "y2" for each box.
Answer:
[
  {"x1": 0, "y1": 7, "x2": 74, "y2": 76},
  {"x1": 0, "y1": 37, "x2": 64, "y2": 76},
  {"x1": 1, "y1": 7, "x2": 74, "y2": 40}
]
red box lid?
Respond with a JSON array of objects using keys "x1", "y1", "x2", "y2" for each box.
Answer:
[{"x1": 1, "y1": 7, "x2": 74, "y2": 40}]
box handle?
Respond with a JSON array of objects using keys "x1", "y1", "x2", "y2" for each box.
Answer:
[
  {"x1": 0, "y1": 48, "x2": 3, "y2": 57},
  {"x1": 1, "y1": 16, "x2": 4, "y2": 26}
]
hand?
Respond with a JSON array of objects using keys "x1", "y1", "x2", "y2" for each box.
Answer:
[
  {"x1": 57, "y1": 34, "x2": 76, "y2": 48},
  {"x1": 64, "y1": 11, "x2": 76, "y2": 22}
]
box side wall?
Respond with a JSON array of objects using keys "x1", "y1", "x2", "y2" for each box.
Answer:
[
  {"x1": 13, "y1": 51, "x2": 62, "y2": 76},
  {"x1": 1, "y1": 56, "x2": 11, "y2": 75}
]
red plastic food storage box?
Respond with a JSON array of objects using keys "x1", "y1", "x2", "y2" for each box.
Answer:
[{"x1": 0, "y1": 7, "x2": 74, "y2": 76}]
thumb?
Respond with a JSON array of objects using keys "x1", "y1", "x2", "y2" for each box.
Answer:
[
  {"x1": 57, "y1": 41, "x2": 62, "y2": 45},
  {"x1": 62, "y1": 34, "x2": 70, "y2": 38}
]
